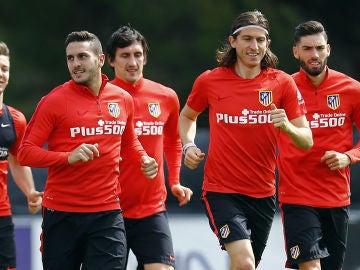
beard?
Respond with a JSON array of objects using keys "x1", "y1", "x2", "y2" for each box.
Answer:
[{"x1": 299, "y1": 58, "x2": 327, "y2": 76}]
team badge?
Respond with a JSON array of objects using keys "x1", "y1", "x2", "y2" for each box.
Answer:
[
  {"x1": 108, "y1": 103, "x2": 120, "y2": 118},
  {"x1": 327, "y1": 94, "x2": 340, "y2": 110},
  {"x1": 259, "y1": 90, "x2": 272, "y2": 106},
  {"x1": 148, "y1": 102, "x2": 161, "y2": 118},
  {"x1": 290, "y1": 245, "x2": 300, "y2": 259},
  {"x1": 220, "y1": 224, "x2": 230, "y2": 239}
]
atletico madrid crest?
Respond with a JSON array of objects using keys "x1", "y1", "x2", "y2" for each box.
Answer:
[
  {"x1": 259, "y1": 90, "x2": 273, "y2": 106},
  {"x1": 220, "y1": 224, "x2": 230, "y2": 239},
  {"x1": 327, "y1": 94, "x2": 340, "y2": 110},
  {"x1": 290, "y1": 245, "x2": 300, "y2": 259},
  {"x1": 108, "y1": 103, "x2": 120, "y2": 118},
  {"x1": 148, "y1": 102, "x2": 161, "y2": 118}
]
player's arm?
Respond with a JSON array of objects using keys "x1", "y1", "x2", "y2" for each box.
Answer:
[
  {"x1": 287, "y1": 115, "x2": 313, "y2": 150},
  {"x1": 342, "y1": 105, "x2": 360, "y2": 164},
  {"x1": 320, "y1": 150, "x2": 352, "y2": 170},
  {"x1": 179, "y1": 104, "x2": 205, "y2": 169},
  {"x1": 321, "y1": 125, "x2": 360, "y2": 170},
  {"x1": 164, "y1": 97, "x2": 193, "y2": 205},
  {"x1": 8, "y1": 153, "x2": 43, "y2": 214},
  {"x1": 171, "y1": 184, "x2": 193, "y2": 206},
  {"x1": 121, "y1": 91, "x2": 157, "y2": 178},
  {"x1": 270, "y1": 104, "x2": 313, "y2": 150}
]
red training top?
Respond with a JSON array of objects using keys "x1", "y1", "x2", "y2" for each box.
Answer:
[
  {"x1": 187, "y1": 67, "x2": 306, "y2": 198},
  {"x1": 278, "y1": 68, "x2": 360, "y2": 207},
  {"x1": 0, "y1": 106, "x2": 27, "y2": 216},
  {"x1": 111, "y1": 77, "x2": 182, "y2": 218},
  {"x1": 18, "y1": 75, "x2": 146, "y2": 212}
]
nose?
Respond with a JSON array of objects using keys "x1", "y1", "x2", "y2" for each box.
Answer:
[
  {"x1": 72, "y1": 57, "x2": 81, "y2": 66},
  {"x1": 310, "y1": 48, "x2": 319, "y2": 58},
  {"x1": 128, "y1": 55, "x2": 137, "y2": 66},
  {"x1": 249, "y1": 39, "x2": 259, "y2": 49}
]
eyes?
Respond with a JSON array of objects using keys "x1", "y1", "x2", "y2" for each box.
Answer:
[
  {"x1": 67, "y1": 53, "x2": 89, "y2": 62},
  {"x1": 118, "y1": 52, "x2": 143, "y2": 60},
  {"x1": 240, "y1": 35, "x2": 267, "y2": 45},
  {"x1": 243, "y1": 36, "x2": 266, "y2": 42},
  {"x1": 0, "y1": 66, "x2": 9, "y2": 73},
  {"x1": 302, "y1": 45, "x2": 326, "y2": 52}
]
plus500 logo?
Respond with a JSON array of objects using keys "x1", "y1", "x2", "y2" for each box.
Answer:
[
  {"x1": 309, "y1": 113, "x2": 346, "y2": 129},
  {"x1": 135, "y1": 125, "x2": 163, "y2": 136},
  {"x1": 70, "y1": 125, "x2": 125, "y2": 138},
  {"x1": 216, "y1": 112, "x2": 272, "y2": 124}
]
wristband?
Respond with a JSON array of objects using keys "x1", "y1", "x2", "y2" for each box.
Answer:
[{"x1": 182, "y1": 142, "x2": 197, "y2": 155}]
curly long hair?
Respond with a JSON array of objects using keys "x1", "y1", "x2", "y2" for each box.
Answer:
[{"x1": 216, "y1": 10, "x2": 278, "y2": 69}]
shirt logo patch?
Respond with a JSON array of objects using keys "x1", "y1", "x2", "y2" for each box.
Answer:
[
  {"x1": 220, "y1": 224, "x2": 230, "y2": 239},
  {"x1": 108, "y1": 103, "x2": 120, "y2": 118},
  {"x1": 148, "y1": 102, "x2": 161, "y2": 118},
  {"x1": 259, "y1": 90, "x2": 272, "y2": 106},
  {"x1": 290, "y1": 245, "x2": 300, "y2": 259},
  {"x1": 327, "y1": 94, "x2": 340, "y2": 110}
]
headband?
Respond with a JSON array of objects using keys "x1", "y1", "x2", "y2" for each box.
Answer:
[{"x1": 232, "y1": 25, "x2": 269, "y2": 35}]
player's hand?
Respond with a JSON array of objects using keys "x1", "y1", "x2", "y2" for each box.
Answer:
[
  {"x1": 27, "y1": 190, "x2": 43, "y2": 214},
  {"x1": 270, "y1": 104, "x2": 290, "y2": 132},
  {"x1": 183, "y1": 146, "x2": 205, "y2": 170},
  {"x1": 68, "y1": 143, "x2": 100, "y2": 164},
  {"x1": 171, "y1": 184, "x2": 193, "y2": 206},
  {"x1": 320, "y1": 150, "x2": 351, "y2": 170},
  {"x1": 141, "y1": 156, "x2": 158, "y2": 179}
]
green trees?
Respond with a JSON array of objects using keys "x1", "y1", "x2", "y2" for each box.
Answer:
[{"x1": 1, "y1": 1, "x2": 358, "y2": 127}]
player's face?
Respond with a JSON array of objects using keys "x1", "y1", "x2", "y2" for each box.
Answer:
[
  {"x1": 293, "y1": 33, "x2": 330, "y2": 76},
  {"x1": 229, "y1": 28, "x2": 269, "y2": 70},
  {"x1": 0, "y1": 55, "x2": 10, "y2": 95},
  {"x1": 66, "y1": 41, "x2": 104, "y2": 86},
  {"x1": 109, "y1": 41, "x2": 144, "y2": 84}
]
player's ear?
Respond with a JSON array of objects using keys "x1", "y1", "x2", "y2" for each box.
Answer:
[
  {"x1": 327, "y1": 44, "x2": 331, "y2": 57},
  {"x1": 292, "y1": 45, "x2": 299, "y2": 59}
]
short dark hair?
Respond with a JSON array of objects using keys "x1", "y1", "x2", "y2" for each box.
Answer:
[
  {"x1": 65, "y1": 31, "x2": 103, "y2": 55},
  {"x1": 106, "y1": 25, "x2": 149, "y2": 63},
  {"x1": 294, "y1": 21, "x2": 328, "y2": 45}
]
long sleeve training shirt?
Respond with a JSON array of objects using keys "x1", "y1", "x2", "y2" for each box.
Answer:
[
  {"x1": 18, "y1": 75, "x2": 146, "y2": 212},
  {"x1": 278, "y1": 68, "x2": 360, "y2": 207},
  {"x1": 111, "y1": 77, "x2": 182, "y2": 218}
]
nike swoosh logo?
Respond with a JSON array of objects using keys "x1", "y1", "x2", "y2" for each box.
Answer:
[
  {"x1": 217, "y1": 96, "x2": 232, "y2": 101},
  {"x1": 77, "y1": 111, "x2": 88, "y2": 116},
  {"x1": 1, "y1": 123, "x2": 10, "y2": 128}
]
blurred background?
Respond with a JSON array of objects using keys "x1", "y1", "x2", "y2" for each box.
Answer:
[{"x1": 2, "y1": 0, "x2": 360, "y2": 269}]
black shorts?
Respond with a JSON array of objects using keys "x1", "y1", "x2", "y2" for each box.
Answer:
[
  {"x1": 124, "y1": 211, "x2": 175, "y2": 269},
  {"x1": 281, "y1": 204, "x2": 349, "y2": 269},
  {"x1": 0, "y1": 216, "x2": 16, "y2": 270},
  {"x1": 41, "y1": 208, "x2": 127, "y2": 270},
  {"x1": 201, "y1": 191, "x2": 276, "y2": 264}
]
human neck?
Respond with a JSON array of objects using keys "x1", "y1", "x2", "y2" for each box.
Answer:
[
  {"x1": 234, "y1": 63, "x2": 261, "y2": 79},
  {"x1": 306, "y1": 69, "x2": 327, "y2": 88}
]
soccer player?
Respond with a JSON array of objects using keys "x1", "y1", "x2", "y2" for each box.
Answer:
[
  {"x1": 179, "y1": 10, "x2": 313, "y2": 270},
  {"x1": 106, "y1": 25, "x2": 193, "y2": 270},
  {"x1": 0, "y1": 41, "x2": 43, "y2": 270},
  {"x1": 277, "y1": 20, "x2": 360, "y2": 270},
  {"x1": 17, "y1": 31, "x2": 158, "y2": 270}
]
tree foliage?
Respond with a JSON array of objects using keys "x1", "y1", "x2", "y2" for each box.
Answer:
[{"x1": 1, "y1": 0, "x2": 359, "y2": 128}]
